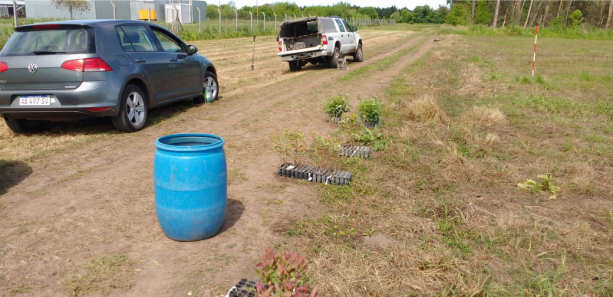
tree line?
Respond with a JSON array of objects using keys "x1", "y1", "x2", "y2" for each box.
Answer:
[
  {"x1": 206, "y1": 1, "x2": 612, "y2": 30},
  {"x1": 448, "y1": 0, "x2": 613, "y2": 29}
]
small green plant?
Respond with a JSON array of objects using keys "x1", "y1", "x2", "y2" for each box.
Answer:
[
  {"x1": 323, "y1": 93, "x2": 351, "y2": 118},
  {"x1": 306, "y1": 134, "x2": 340, "y2": 168},
  {"x1": 517, "y1": 174, "x2": 560, "y2": 199},
  {"x1": 272, "y1": 130, "x2": 307, "y2": 164},
  {"x1": 255, "y1": 249, "x2": 317, "y2": 297},
  {"x1": 354, "y1": 127, "x2": 388, "y2": 151},
  {"x1": 358, "y1": 97, "x2": 382, "y2": 124}
]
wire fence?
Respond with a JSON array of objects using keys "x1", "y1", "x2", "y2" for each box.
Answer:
[{"x1": 158, "y1": 15, "x2": 395, "y2": 41}]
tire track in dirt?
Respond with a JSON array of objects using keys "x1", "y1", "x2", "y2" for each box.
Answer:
[{"x1": 0, "y1": 30, "x2": 437, "y2": 296}]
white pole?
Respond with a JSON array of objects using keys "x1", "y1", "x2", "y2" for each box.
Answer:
[
  {"x1": 249, "y1": 11, "x2": 253, "y2": 32},
  {"x1": 12, "y1": 0, "x2": 17, "y2": 27},
  {"x1": 197, "y1": 7, "x2": 201, "y2": 32},
  {"x1": 274, "y1": 13, "x2": 276, "y2": 30},
  {"x1": 262, "y1": 12, "x2": 265, "y2": 31},
  {"x1": 284, "y1": 13, "x2": 287, "y2": 21},
  {"x1": 110, "y1": 0, "x2": 116, "y2": 20},
  {"x1": 532, "y1": 26, "x2": 539, "y2": 77},
  {"x1": 217, "y1": 8, "x2": 221, "y2": 33},
  {"x1": 234, "y1": 10, "x2": 238, "y2": 31}
]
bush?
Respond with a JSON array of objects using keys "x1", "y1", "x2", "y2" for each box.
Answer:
[
  {"x1": 359, "y1": 98, "x2": 382, "y2": 124},
  {"x1": 446, "y1": 3, "x2": 469, "y2": 26},
  {"x1": 323, "y1": 93, "x2": 351, "y2": 118},
  {"x1": 547, "y1": 16, "x2": 566, "y2": 30},
  {"x1": 568, "y1": 9, "x2": 584, "y2": 29}
]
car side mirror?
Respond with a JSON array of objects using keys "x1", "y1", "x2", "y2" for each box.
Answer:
[
  {"x1": 188, "y1": 45, "x2": 198, "y2": 55},
  {"x1": 352, "y1": 26, "x2": 358, "y2": 32}
]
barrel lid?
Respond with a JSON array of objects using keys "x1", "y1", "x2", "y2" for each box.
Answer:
[{"x1": 155, "y1": 133, "x2": 224, "y2": 152}]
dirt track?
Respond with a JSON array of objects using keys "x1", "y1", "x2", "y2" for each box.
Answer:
[{"x1": 0, "y1": 28, "x2": 436, "y2": 296}]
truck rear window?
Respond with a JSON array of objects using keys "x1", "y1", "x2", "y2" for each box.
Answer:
[
  {"x1": 280, "y1": 21, "x2": 319, "y2": 38},
  {"x1": 0, "y1": 27, "x2": 95, "y2": 56}
]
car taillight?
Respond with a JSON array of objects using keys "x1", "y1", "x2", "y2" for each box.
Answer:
[
  {"x1": 278, "y1": 41, "x2": 282, "y2": 51},
  {"x1": 322, "y1": 34, "x2": 328, "y2": 46},
  {"x1": 0, "y1": 62, "x2": 7, "y2": 73},
  {"x1": 33, "y1": 24, "x2": 61, "y2": 30},
  {"x1": 61, "y1": 58, "x2": 112, "y2": 72}
]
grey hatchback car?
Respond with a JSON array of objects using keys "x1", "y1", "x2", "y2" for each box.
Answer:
[{"x1": 0, "y1": 20, "x2": 218, "y2": 133}]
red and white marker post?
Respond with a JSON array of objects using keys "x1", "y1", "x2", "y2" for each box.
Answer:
[{"x1": 532, "y1": 26, "x2": 538, "y2": 77}]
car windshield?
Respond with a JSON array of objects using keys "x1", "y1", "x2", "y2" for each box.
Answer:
[{"x1": 0, "y1": 28, "x2": 94, "y2": 56}]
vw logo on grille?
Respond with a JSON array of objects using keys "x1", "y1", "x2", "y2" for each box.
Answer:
[{"x1": 28, "y1": 63, "x2": 37, "y2": 73}]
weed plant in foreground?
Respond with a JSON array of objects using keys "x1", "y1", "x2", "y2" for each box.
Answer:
[{"x1": 283, "y1": 33, "x2": 613, "y2": 295}]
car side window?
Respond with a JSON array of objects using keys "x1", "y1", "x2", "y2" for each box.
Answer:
[
  {"x1": 151, "y1": 29, "x2": 184, "y2": 53},
  {"x1": 117, "y1": 25, "x2": 155, "y2": 52},
  {"x1": 342, "y1": 20, "x2": 352, "y2": 32},
  {"x1": 334, "y1": 19, "x2": 346, "y2": 32}
]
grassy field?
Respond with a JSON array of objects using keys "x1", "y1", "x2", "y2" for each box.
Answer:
[
  {"x1": 281, "y1": 32, "x2": 613, "y2": 295},
  {"x1": 0, "y1": 22, "x2": 612, "y2": 295}
]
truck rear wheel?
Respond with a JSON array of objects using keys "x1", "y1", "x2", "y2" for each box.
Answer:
[
  {"x1": 288, "y1": 61, "x2": 302, "y2": 72},
  {"x1": 329, "y1": 46, "x2": 340, "y2": 68}
]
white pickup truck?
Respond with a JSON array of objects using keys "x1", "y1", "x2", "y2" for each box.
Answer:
[{"x1": 277, "y1": 17, "x2": 363, "y2": 71}]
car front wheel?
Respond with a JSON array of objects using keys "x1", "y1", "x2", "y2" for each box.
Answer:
[
  {"x1": 194, "y1": 71, "x2": 219, "y2": 104},
  {"x1": 111, "y1": 84, "x2": 147, "y2": 132}
]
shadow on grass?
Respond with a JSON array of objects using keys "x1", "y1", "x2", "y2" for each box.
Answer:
[
  {"x1": 218, "y1": 198, "x2": 245, "y2": 234},
  {"x1": 284, "y1": 59, "x2": 362, "y2": 73},
  {"x1": 0, "y1": 160, "x2": 32, "y2": 196},
  {"x1": 28, "y1": 100, "x2": 205, "y2": 135}
]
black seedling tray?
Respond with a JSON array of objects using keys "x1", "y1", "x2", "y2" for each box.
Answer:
[
  {"x1": 278, "y1": 163, "x2": 352, "y2": 185},
  {"x1": 340, "y1": 145, "x2": 370, "y2": 158},
  {"x1": 225, "y1": 279, "x2": 256, "y2": 297}
]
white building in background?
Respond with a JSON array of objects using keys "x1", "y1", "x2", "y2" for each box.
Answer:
[
  {"x1": 0, "y1": 0, "x2": 25, "y2": 18},
  {"x1": 23, "y1": 0, "x2": 207, "y2": 23}
]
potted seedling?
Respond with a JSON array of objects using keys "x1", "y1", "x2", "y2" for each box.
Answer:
[
  {"x1": 358, "y1": 97, "x2": 382, "y2": 128},
  {"x1": 323, "y1": 93, "x2": 351, "y2": 123},
  {"x1": 274, "y1": 130, "x2": 309, "y2": 178},
  {"x1": 255, "y1": 249, "x2": 317, "y2": 297}
]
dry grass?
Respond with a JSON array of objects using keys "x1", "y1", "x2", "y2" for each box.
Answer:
[
  {"x1": 462, "y1": 106, "x2": 507, "y2": 130},
  {"x1": 290, "y1": 33, "x2": 613, "y2": 296},
  {"x1": 404, "y1": 94, "x2": 447, "y2": 123}
]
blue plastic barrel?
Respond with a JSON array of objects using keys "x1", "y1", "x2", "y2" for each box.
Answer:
[{"x1": 154, "y1": 134, "x2": 227, "y2": 241}]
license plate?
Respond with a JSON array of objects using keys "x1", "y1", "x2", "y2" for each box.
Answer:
[{"x1": 19, "y1": 96, "x2": 50, "y2": 106}]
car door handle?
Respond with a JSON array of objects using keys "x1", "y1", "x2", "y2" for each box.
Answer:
[
  {"x1": 170, "y1": 59, "x2": 178, "y2": 62},
  {"x1": 134, "y1": 59, "x2": 146, "y2": 63}
]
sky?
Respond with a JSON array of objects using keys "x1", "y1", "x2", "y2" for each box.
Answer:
[{"x1": 223, "y1": 0, "x2": 448, "y2": 10}]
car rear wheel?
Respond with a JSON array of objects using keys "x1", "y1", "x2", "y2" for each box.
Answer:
[
  {"x1": 329, "y1": 46, "x2": 340, "y2": 68},
  {"x1": 353, "y1": 43, "x2": 363, "y2": 62},
  {"x1": 111, "y1": 84, "x2": 147, "y2": 132},
  {"x1": 288, "y1": 61, "x2": 302, "y2": 72},
  {"x1": 193, "y1": 71, "x2": 219, "y2": 104},
  {"x1": 3, "y1": 117, "x2": 43, "y2": 134}
]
